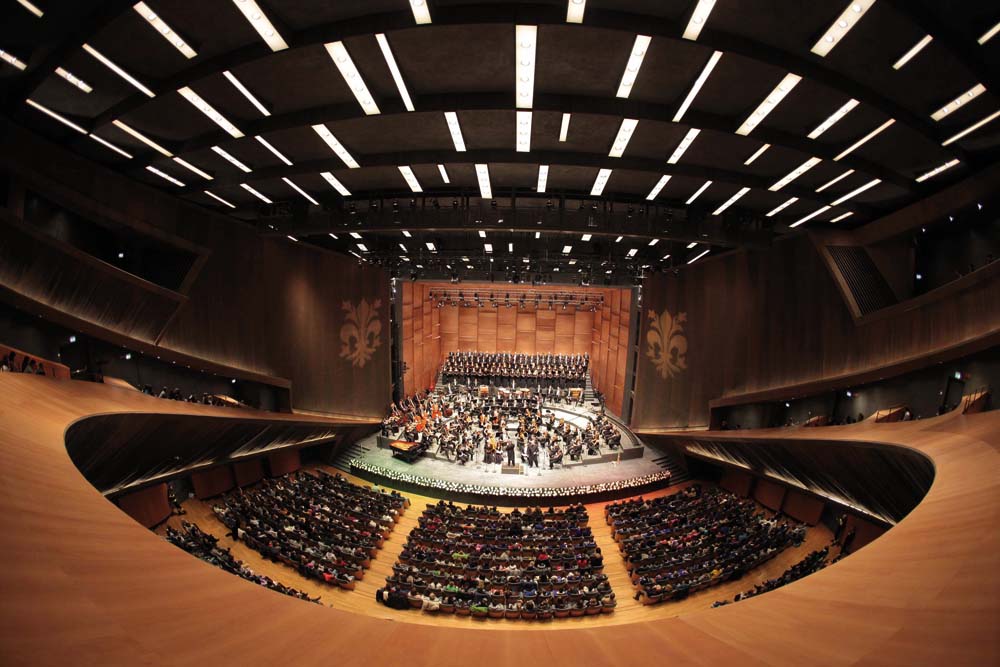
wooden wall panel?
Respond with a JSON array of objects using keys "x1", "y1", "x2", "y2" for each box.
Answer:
[
  {"x1": 753, "y1": 478, "x2": 788, "y2": 511},
  {"x1": 267, "y1": 448, "x2": 301, "y2": 477},
  {"x1": 232, "y1": 458, "x2": 264, "y2": 487},
  {"x1": 115, "y1": 482, "x2": 170, "y2": 529},
  {"x1": 783, "y1": 489, "x2": 825, "y2": 526},
  {"x1": 191, "y1": 466, "x2": 235, "y2": 499},
  {"x1": 720, "y1": 469, "x2": 754, "y2": 497}
]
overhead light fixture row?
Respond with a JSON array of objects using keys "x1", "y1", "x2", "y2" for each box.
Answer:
[
  {"x1": 82, "y1": 44, "x2": 155, "y2": 97},
  {"x1": 687, "y1": 248, "x2": 710, "y2": 264},
  {"x1": 712, "y1": 187, "x2": 750, "y2": 215},
  {"x1": 790, "y1": 205, "x2": 831, "y2": 228},
  {"x1": 321, "y1": 171, "x2": 351, "y2": 196},
  {"x1": 830, "y1": 178, "x2": 881, "y2": 206},
  {"x1": 376, "y1": 33, "x2": 414, "y2": 112},
  {"x1": 977, "y1": 20, "x2": 1000, "y2": 45},
  {"x1": 223, "y1": 71, "x2": 270, "y2": 116},
  {"x1": 326, "y1": 41, "x2": 380, "y2": 115},
  {"x1": 674, "y1": 50, "x2": 722, "y2": 122},
  {"x1": 516, "y1": 110, "x2": 532, "y2": 152},
  {"x1": 736, "y1": 73, "x2": 801, "y2": 136},
  {"x1": 255, "y1": 135, "x2": 293, "y2": 165},
  {"x1": 609, "y1": 118, "x2": 638, "y2": 157},
  {"x1": 173, "y1": 157, "x2": 212, "y2": 180},
  {"x1": 145, "y1": 165, "x2": 184, "y2": 187},
  {"x1": 178, "y1": 86, "x2": 243, "y2": 137},
  {"x1": 113, "y1": 119, "x2": 172, "y2": 156},
  {"x1": 566, "y1": 0, "x2": 586, "y2": 23},
  {"x1": 559, "y1": 113, "x2": 571, "y2": 142},
  {"x1": 310, "y1": 124, "x2": 358, "y2": 168},
  {"x1": 769, "y1": 157, "x2": 822, "y2": 191},
  {"x1": 409, "y1": 0, "x2": 432, "y2": 25},
  {"x1": 437, "y1": 164, "x2": 450, "y2": 183},
  {"x1": 211, "y1": 145, "x2": 252, "y2": 172},
  {"x1": 536, "y1": 165, "x2": 549, "y2": 193},
  {"x1": 686, "y1": 180, "x2": 712, "y2": 204},
  {"x1": 590, "y1": 168, "x2": 612, "y2": 196},
  {"x1": 134, "y1": 2, "x2": 197, "y2": 59},
  {"x1": 0, "y1": 48, "x2": 27, "y2": 71},
  {"x1": 646, "y1": 175, "x2": 671, "y2": 200},
  {"x1": 55, "y1": 67, "x2": 93, "y2": 93},
  {"x1": 283, "y1": 177, "x2": 319, "y2": 205},
  {"x1": 830, "y1": 211, "x2": 854, "y2": 223},
  {"x1": 230, "y1": 0, "x2": 287, "y2": 51},
  {"x1": 892, "y1": 35, "x2": 932, "y2": 70},
  {"x1": 808, "y1": 99, "x2": 859, "y2": 139},
  {"x1": 617, "y1": 35, "x2": 651, "y2": 99},
  {"x1": 914, "y1": 159, "x2": 960, "y2": 182},
  {"x1": 815, "y1": 169, "x2": 854, "y2": 192},
  {"x1": 515, "y1": 25, "x2": 537, "y2": 109},
  {"x1": 667, "y1": 128, "x2": 700, "y2": 163},
  {"x1": 398, "y1": 166, "x2": 422, "y2": 192},
  {"x1": 475, "y1": 163, "x2": 492, "y2": 199},
  {"x1": 241, "y1": 183, "x2": 272, "y2": 203},
  {"x1": 930, "y1": 84, "x2": 986, "y2": 122},
  {"x1": 810, "y1": 0, "x2": 875, "y2": 58},
  {"x1": 743, "y1": 143, "x2": 771, "y2": 165},
  {"x1": 834, "y1": 118, "x2": 894, "y2": 160},
  {"x1": 941, "y1": 109, "x2": 1000, "y2": 146},
  {"x1": 766, "y1": 196, "x2": 799, "y2": 217},
  {"x1": 683, "y1": 0, "x2": 717, "y2": 41},
  {"x1": 444, "y1": 112, "x2": 467, "y2": 152},
  {"x1": 204, "y1": 190, "x2": 236, "y2": 208},
  {"x1": 17, "y1": 0, "x2": 43, "y2": 17}
]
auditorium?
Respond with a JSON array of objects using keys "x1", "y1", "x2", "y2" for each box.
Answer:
[{"x1": 1, "y1": 0, "x2": 998, "y2": 664}]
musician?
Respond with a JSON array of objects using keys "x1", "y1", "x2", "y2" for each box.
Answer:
[
  {"x1": 505, "y1": 439, "x2": 516, "y2": 466},
  {"x1": 549, "y1": 444, "x2": 564, "y2": 469}
]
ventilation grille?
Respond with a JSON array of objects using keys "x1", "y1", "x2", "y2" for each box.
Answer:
[{"x1": 827, "y1": 245, "x2": 898, "y2": 316}]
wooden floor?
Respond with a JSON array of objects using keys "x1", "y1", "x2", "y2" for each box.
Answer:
[{"x1": 160, "y1": 466, "x2": 836, "y2": 629}]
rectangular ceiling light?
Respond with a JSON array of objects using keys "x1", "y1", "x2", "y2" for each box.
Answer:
[
  {"x1": 255, "y1": 135, "x2": 293, "y2": 165},
  {"x1": 211, "y1": 145, "x2": 252, "y2": 172},
  {"x1": 508, "y1": 242, "x2": 514, "y2": 252},
  {"x1": 444, "y1": 112, "x2": 467, "y2": 152},
  {"x1": 223, "y1": 70, "x2": 270, "y2": 116},
  {"x1": 398, "y1": 166, "x2": 423, "y2": 192},
  {"x1": 661, "y1": 254, "x2": 671, "y2": 261},
  {"x1": 204, "y1": 190, "x2": 236, "y2": 208},
  {"x1": 55, "y1": 67, "x2": 92, "y2": 93},
  {"x1": 536, "y1": 231, "x2": 541, "y2": 239},
  {"x1": 559, "y1": 113, "x2": 571, "y2": 142},
  {"x1": 515, "y1": 25, "x2": 537, "y2": 109},
  {"x1": 399, "y1": 243, "x2": 408, "y2": 252},
  {"x1": 437, "y1": 164, "x2": 450, "y2": 183},
  {"x1": 830, "y1": 211, "x2": 854, "y2": 223},
  {"x1": 687, "y1": 242, "x2": 698, "y2": 249},
  {"x1": 683, "y1": 0, "x2": 717, "y2": 41},
  {"x1": 790, "y1": 205, "x2": 831, "y2": 228},
  {"x1": 356, "y1": 243, "x2": 368, "y2": 252},
  {"x1": 537, "y1": 164, "x2": 549, "y2": 192},
  {"x1": 686, "y1": 180, "x2": 712, "y2": 204},
  {"x1": 977, "y1": 20, "x2": 1000, "y2": 45},
  {"x1": 615, "y1": 236, "x2": 623, "y2": 242},
  {"x1": 712, "y1": 186, "x2": 750, "y2": 215},
  {"x1": 736, "y1": 73, "x2": 802, "y2": 135},
  {"x1": 893, "y1": 35, "x2": 932, "y2": 70},
  {"x1": 769, "y1": 156, "x2": 822, "y2": 191},
  {"x1": 562, "y1": 245, "x2": 573, "y2": 254},
  {"x1": 816, "y1": 168, "x2": 854, "y2": 192},
  {"x1": 82, "y1": 44, "x2": 155, "y2": 97},
  {"x1": 241, "y1": 183, "x2": 272, "y2": 203},
  {"x1": 646, "y1": 174, "x2": 671, "y2": 200},
  {"x1": 310, "y1": 124, "x2": 358, "y2": 168},
  {"x1": 325, "y1": 41, "x2": 380, "y2": 115},
  {"x1": 627, "y1": 248, "x2": 638, "y2": 257},
  {"x1": 667, "y1": 127, "x2": 700, "y2": 163},
  {"x1": 484, "y1": 243, "x2": 493, "y2": 253},
  {"x1": 930, "y1": 84, "x2": 986, "y2": 121},
  {"x1": 744, "y1": 143, "x2": 770, "y2": 165},
  {"x1": 581, "y1": 233, "x2": 592, "y2": 241},
  {"x1": 350, "y1": 232, "x2": 362, "y2": 239},
  {"x1": 915, "y1": 158, "x2": 960, "y2": 182},
  {"x1": 609, "y1": 118, "x2": 638, "y2": 157},
  {"x1": 687, "y1": 248, "x2": 710, "y2": 264},
  {"x1": 516, "y1": 110, "x2": 532, "y2": 152},
  {"x1": 321, "y1": 172, "x2": 351, "y2": 196},
  {"x1": 475, "y1": 163, "x2": 492, "y2": 199},
  {"x1": 283, "y1": 177, "x2": 319, "y2": 205},
  {"x1": 26, "y1": 99, "x2": 86, "y2": 133},
  {"x1": 88, "y1": 133, "x2": 133, "y2": 158},
  {"x1": 835, "y1": 118, "x2": 894, "y2": 160},
  {"x1": 648, "y1": 238, "x2": 659, "y2": 246},
  {"x1": 409, "y1": 0, "x2": 431, "y2": 24},
  {"x1": 830, "y1": 178, "x2": 881, "y2": 206},
  {"x1": 133, "y1": 2, "x2": 197, "y2": 59},
  {"x1": 401, "y1": 230, "x2": 411, "y2": 237},
  {"x1": 591, "y1": 168, "x2": 612, "y2": 196},
  {"x1": 0, "y1": 48, "x2": 27, "y2": 71},
  {"x1": 17, "y1": 0, "x2": 43, "y2": 17},
  {"x1": 230, "y1": 0, "x2": 287, "y2": 51},
  {"x1": 942, "y1": 109, "x2": 1000, "y2": 146},
  {"x1": 674, "y1": 50, "x2": 722, "y2": 121},
  {"x1": 810, "y1": 0, "x2": 875, "y2": 58},
  {"x1": 616, "y1": 34, "x2": 652, "y2": 99},
  {"x1": 112, "y1": 119, "x2": 172, "y2": 156},
  {"x1": 808, "y1": 99, "x2": 859, "y2": 139},
  {"x1": 426, "y1": 242, "x2": 437, "y2": 251},
  {"x1": 329, "y1": 233, "x2": 339, "y2": 239},
  {"x1": 375, "y1": 33, "x2": 414, "y2": 112},
  {"x1": 766, "y1": 196, "x2": 799, "y2": 216},
  {"x1": 566, "y1": 0, "x2": 586, "y2": 23},
  {"x1": 178, "y1": 86, "x2": 243, "y2": 137},
  {"x1": 173, "y1": 157, "x2": 212, "y2": 180},
  {"x1": 145, "y1": 165, "x2": 184, "y2": 186},
  {"x1": 478, "y1": 230, "x2": 487, "y2": 238}
]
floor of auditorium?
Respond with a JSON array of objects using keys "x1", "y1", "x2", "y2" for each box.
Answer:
[{"x1": 156, "y1": 464, "x2": 837, "y2": 629}]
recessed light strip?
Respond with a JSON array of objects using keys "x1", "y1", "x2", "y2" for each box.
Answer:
[
  {"x1": 0, "y1": 48, "x2": 27, "y2": 70},
  {"x1": 942, "y1": 109, "x2": 1000, "y2": 146},
  {"x1": 133, "y1": 2, "x2": 197, "y2": 59},
  {"x1": 204, "y1": 190, "x2": 236, "y2": 208},
  {"x1": 283, "y1": 177, "x2": 319, "y2": 205},
  {"x1": 830, "y1": 178, "x2": 881, "y2": 206},
  {"x1": 769, "y1": 157, "x2": 822, "y2": 191},
  {"x1": 309, "y1": 124, "x2": 358, "y2": 167},
  {"x1": 173, "y1": 157, "x2": 212, "y2": 180},
  {"x1": 668, "y1": 127, "x2": 700, "y2": 164},
  {"x1": 790, "y1": 205, "x2": 831, "y2": 228},
  {"x1": 893, "y1": 35, "x2": 932, "y2": 70},
  {"x1": 223, "y1": 71, "x2": 270, "y2": 116},
  {"x1": 444, "y1": 112, "x2": 467, "y2": 152},
  {"x1": 978, "y1": 20, "x2": 1000, "y2": 45},
  {"x1": 398, "y1": 166, "x2": 423, "y2": 193},
  {"x1": 687, "y1": 248, "x2": 710, "y2": 264},
  {"x1": 808, "y1": 99, "x2": 859, "y2": 139},
  {"x1": 830, "y1": 211, "x2": 854, "y2": 223},
  {"x1": 375, "y1": 33, "x2": 414, "y2": 112},
  {"x1": 683, "y1": 0, "x2": 717, "y2": 41},
  {"x1": 255, "y1": 135, "x2": 293, "y2": 165},
  {"x1": 930, "y1": 84, "x2": 986, "y2": 121},
  {"x1": 475, "y1": 164, "x2": 492, "y2": 199},
  {"x1": 88, "y1": 133, "x2": 133, "y2": 158},
  {"x1": 766, "y1": 196, "x2": 799, "y2": 217},
  {"x1": 834, "y1": 118, "x2": 894, "y2": 161},
  {"x1": 112, "y1": 119, "x2": 172, "y2": 156},
  {"x1": 145, "y1": 165, "x2": 184, "y2": 186},
  {"x1": 810, "y1": 0, "x2": 875, "y2": 58},
  {"x1": 674, "y1": 50, "x2": 722, "y2": 122},
  {"x1": 321, "y1": 171, "x2": 351, "y2": 196},
  {"x1": 816, "y1": 169, "x2": 854, "y2": 192},
  {"x1": 516, "y1": 110, "x2": 532, "y2": 152},
  {"x1": 178, "y1": 86, "x2": 243, "y2": 137},
  {"x1": 82, "y1": 44, "x2": 155, "y2": 97},
  {"x1": 559, "y1": 113, "x2": 571, "y2": 142},
  {"x1": 537, "y1": 165, "x2": 549, "y2": 193},
  {"x1": 438, "y1": 164, "x2": 450, "y2": 183},
  {"x1": 26, "y1": 99, "x2": 86, "y2": 133},
  {"x1": 515, "y1": 25, "x2": 537, "y2": 109},
  {"x1": 686, "y1": 180, "x2": 712, "y2": 204},
  {"x1": 744, "y1": 143, "x2": 770, "y2": 165},
  {"x1": 608, "y1": 118, "x2": 638, "y2": 157},
  {"x1": 325, "y1": 41, "x2": 380, "y2": 115},
  {"x1": 211, "y1": 145, "x2": 252, "y2": 172},
  {"x1": 409, "y1": 0, "x2": 431, "y2": 25},
  {"x1": 55, "y1": 67, "x2": 93, "y2": 93},
  {"x1": 616, "y1": 35, "x2": 652, "y2": 99},
  {"x1": 229, "y1": 0, "x2": 287, "y2": 51},
  {"x1": 736, "y1": 73, "x2": 802, "y2": 135},
  {"x1": 646, "y1": 175, "x2": 671, "y2": 200},
  {"x1": 241, "y1": 182, "x2": 272, "y2": 203},
  {"x1": 915, "y1": 159, "x2": 960, "y2": 182},
  {"x1": 712, "y1": 187, "x2": 750, "y2": 215},
  {"x1": 590, "y1": 168, "x2": 612, "y2": 196},
  {"x1": 566, "y1": 0, "x2": 586, "y2": 23},
  {"x1": 17, "y1": 0, "x2": 43, "y2": 17}
]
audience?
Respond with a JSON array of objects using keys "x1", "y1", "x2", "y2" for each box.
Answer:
[
  {"x1": 712, "y1": 547, "x2": 830, "y2": 607},
  {"x1": 141, "y1": 384, "x2": 241, "y2": 408}
]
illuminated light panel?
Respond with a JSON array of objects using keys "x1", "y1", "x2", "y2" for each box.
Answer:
[
  {"x1": 133, "y1": 2, "x2": 197, "y2": 59},
  {"x1": 590, "y1": 168, "x2": 612, "y2": 196},
  {"x1": 26, "y1": 99, "x2": 86, "y2": 133},
  {"x1": 399, "y1": 243, "x2": 408, "y2": 252},
  {"x1": 55, "y1": 67, "x2": 92, "y2": 93},
  {"x1": 686, "y1": 180, "x2": 711, "y2": 204},
  {"x1": 646, "y1": 175, "x2": 671, "y2": 200},
  {"x1": 648, "y1": 238, "x2": 659, "y2": 246},
  {"x1": 82, "y1": 44, "x2": 155, "y2": 97},
  {"x1": 17, "y1": 0, "x2": 43, "y2": 17},
  {"x1": 325, "y1": 41, "x2": 380, "y2": 116},
  {"x1": 0, "y1": 48, "x2": 27, "y2": 70},
  {"x1": 834, "y1": 118, "x2": 894, "y2": 160},
  {"x1": 769, "y1": 156, "x2": 822, "y2": 191},
  {"x1": 808, "y1": 99, "x2": 859, "y2": 139},
  {"x1": 816, "y1": 169, "x2": 854, "y2": 192},
  {"x1": 204, "y1": 190, "x2": 236, "y2": 208},
  {"x1": 830, "y1": 178, "x2": 881, "y2": 206},
  {"x1": 223, "y1": 71, "x2": 270, "y2": 116},
  {"x1": 309, "y1": 124, "x2": 358, "y2": 168},
  {"x1": 893, "y1": 35, "x2": 932, "y2": 70},
  {"x1": 915, "y1": 159, "x2": 960, "y2": 183},
  {"x1": 478, "y1": 230, "x2": 487, "y2": 238},
  {"x1": 562, "y1": 245, "x2": 572, "y2": 254},
  {"x1": 687, "y1": 242, "x2": 698, "y2": 249},
  {"x1": 615, "y1": 236, "x2": 623, "y2": 243},
  {"x1": 790, "y1": 205, "x2": 831, "y2": 228},
  {"x1": 401, "y1": 230, "x2": 411, "y2": 237},
  {"x1": 515, "y1": 25, "x2": 537, "y2": 109},
  {"x1": 978, "y1": 20, "x2": 1000, "y2": 45},
  {"x1": 88, "y1": 133, "x2": 133, "y2": 158},
  {"x1": 616, "y1": 35, "x2": 652, "y2": 99},
  {"x1": 661, "y1": 254, "x2": 671, "y2": 261},
  {"x1": 444, "y1": 112, "x2": 467, "y2": 152},
  {"x1": 536, "y1": 165, "x2": 549, "y2": 193},
  {"x1": 230, "y1": 0, "x2": 287, "y2": 51},
  {"x1": 566, "y1": 0, "x2": 586, "y2": 23},
  {"x1": 255, "y1": 135, "x2": 293, "y2": 165},
  {"x1": 830, "y1": 211, "x2": 854, "y2": 223},
  {"x1": 931, "y1": 84, "x2": 986, "y2": 121},
  {"x1": 409, "y1": 0, "x2": 431, "y2": 25},
  {"x1": 376, "y1": 33, "x2": 414, "y2": 112},
  {"x1": 627, "y1": 248, "x2": 638, "y2": 257},
  {"x1": 536, "y1": 232, "x2": 541, "y2": 239},
  {"x1": 609, "y1": 118, "x2": 638, "y2": 157},
  {"x1": 683, "y1": 0, "x2": 717, "y2": 41},
  {"x1": 425, "y1": 242, "x2": 436, "y2": 252},
  {"x1": 484, "y1": 243, "x2": 493, "y2": 253},
  {"x1": 211, "y1": 146, "x2": 251, "y2": 173},
  {"x1": 178, "y1": 86, "x2": 243, "y2": 138},
  {"x1": 508, "y1": 243, "x2": 514, "y2": 252},
  {"x1": 241, "y1": 183, "x2": 272, "y2": 203},
  {"x1": 351, "y1": 232, "x2": 362, "y2": 239},
  {"x1": 321, "y1": 171, "x2": 351, "y2": 196},
  {"x1": 516, "y1": 110, "x2": 532, "y2": 152},
  {"x1": 112, "y1": 119, "x2": 172, "y2": 156},
  {"x1": 145, "y1": 165, "x2": 184, "y2": 187},
  {"x1": 475, "y1": 163, "x2": 492, "y2": 199},
  {"x1": 438, "y1": 164, "x2": 450, "y2": 183},
  {"x1": 283, "y1": 177, "x2": 319, "y2": 205},
  {"x1": 766, "y1": 196, "x2": 799, "y2": 217},
  {"x1": 581, "y1": 233, "x2": 593, "y2": 241},
  {"x1": 942, "y1": 109, "x2": 1000, "y2": 146},
  {"x1": 356, "y1": 243, "x2": 367, "y2": 252},
  {"x1": 398, "y1": 166, "x2": 423, "y2": 193},
  {"x1": 712, "y1": 187, "x2": 750, "y2": 215},
  {"x1": 744, "y1": 143, "x2": 770, "y2": 165},
  {"x1": 173, "y1": 157, "x2": 212, "y2": 180},
  {"x1": 667, "y1": 128, "x2": 700, "y2": 164},
  {"x1": 330, "y1": 233, "x2": 339, "y2": 239},
  {"x1": 810, "y1": 0, "x2": 876, "y2": 58},
  {"x1": 687, "y1": 248, "x2": 710, "y2": 264},
  {"x1": 559, "y1": 113, "x2": 571, "y2": 142},
  {"x1": 735, "y1": 73, "x2": 802, "y2": 136},
  {"x1": 674, "y1": 50, "x2": 722, "y2": 122}
]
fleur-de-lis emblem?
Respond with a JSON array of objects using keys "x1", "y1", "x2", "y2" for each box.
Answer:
[
  {"x1": 340, "y1": 298, "x2": 383, "y2": 368},
  {"x1": 646, "y1": 308, "x2": 688, "y2": 379}
]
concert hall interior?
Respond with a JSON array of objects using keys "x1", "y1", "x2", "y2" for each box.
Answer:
[{"x1": 0, "y1": 1, "x2": 998, "y2": 665}]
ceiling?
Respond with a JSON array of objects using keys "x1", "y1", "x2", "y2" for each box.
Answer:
[{"x1": 2, "y1": 0, "x2": 999, "y2": 284}]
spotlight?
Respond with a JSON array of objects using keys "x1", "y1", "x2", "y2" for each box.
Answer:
[
  {"x1": 68, "y1": 335, "x2": 76, "y2": 343},
  {"x1": 124, "y1": 353, "x2": 132, "y2": 360}
]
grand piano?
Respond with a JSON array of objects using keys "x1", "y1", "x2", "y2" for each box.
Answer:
[{"x1": 389, "y1": 439, "x2": 426, "y2": 463}]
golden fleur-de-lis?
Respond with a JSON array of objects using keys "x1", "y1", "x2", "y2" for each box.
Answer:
[
  {"x1": 340, "y1": 298, "x2": 383, "y2": 368},
  {"x1": 645, "y1": 307, "x2": 688, "y2": 379}
]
